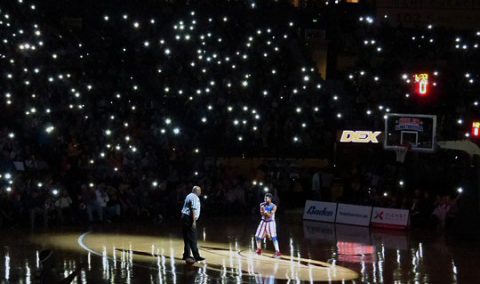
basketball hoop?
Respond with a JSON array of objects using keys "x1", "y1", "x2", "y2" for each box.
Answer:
[{"x1": 395, "y1": 145, "x2": 410, "y2": 163}]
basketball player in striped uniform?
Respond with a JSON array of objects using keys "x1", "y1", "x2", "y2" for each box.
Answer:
[{"x1": 255, "y1": 193, "x2": 281, "y2": 258}]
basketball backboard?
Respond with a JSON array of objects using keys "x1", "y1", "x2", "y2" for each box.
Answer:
[{"x1": 384, "y1": 113, "x2": 437, "y2": 152}]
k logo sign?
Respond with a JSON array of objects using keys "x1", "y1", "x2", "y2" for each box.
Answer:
[
  {"x1": 374, "y1": 211, "x2": 384, "y2": 220},
  {"x1": 339, "y1": 131, "x2": 382, "y2": 144}
]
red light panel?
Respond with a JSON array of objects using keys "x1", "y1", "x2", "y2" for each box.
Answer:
[
  {"x1": 472, "y1": 122, "x2": 480, "y2": 137},
  {"x1": 414, "y1": 73, "x2": 429, "y2": 96}
]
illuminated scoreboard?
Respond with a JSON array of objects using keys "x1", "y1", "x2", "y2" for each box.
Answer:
[
  {"x1": 414, "y1": 73, "x2": 429, "y2": 96},
  {"x1": 472, "y1": 122, "x2": 480, "y2": 137}
]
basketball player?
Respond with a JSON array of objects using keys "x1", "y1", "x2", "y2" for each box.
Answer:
[{"x1": 255, "y1": 193, "x2": 281, "y2": 258}]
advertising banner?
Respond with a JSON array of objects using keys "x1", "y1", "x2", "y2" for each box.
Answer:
[
  {"x1": 303, "y1": 200, "x2": 337, "y2": 223},
  {"x1": 371, "y1": 207, "x2": 410, "y2": 229},
  {"x1": 338, "y1": 130, "x2": 382, "y2": 144},
  {"x1": 336, "y1": 203, "x2": 372, "y2": 226}
]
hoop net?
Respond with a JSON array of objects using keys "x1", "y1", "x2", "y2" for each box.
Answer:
[{"x1": 395, "y1": 145, "x2": 410, "y2": 163}]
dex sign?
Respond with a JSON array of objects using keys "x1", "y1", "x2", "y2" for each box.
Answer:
[{"x1": 339, "y1": 131, "x2": 382, "y2": 144}]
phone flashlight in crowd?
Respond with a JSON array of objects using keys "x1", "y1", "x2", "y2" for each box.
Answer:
[
  {"x1": 264, "y1": 187, "x2": 269, "y2": 193},
  {"x1": 52, "y1": 189, "x2": 59, "y2": 196},
  {"x1": 457, "y1": 187, "x2": 463, "y2": 194},
  {"x1": 45, "y1": 125, "x2": 55, "y2": 133}
]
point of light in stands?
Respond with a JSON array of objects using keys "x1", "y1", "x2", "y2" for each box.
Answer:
[{"x1": 45, "y1": 125, "x2": 55, "y2": 133}]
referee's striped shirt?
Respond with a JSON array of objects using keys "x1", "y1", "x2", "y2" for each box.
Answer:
[{"x1": 181, "y1": 193, "x2": 201, "y2": 220}]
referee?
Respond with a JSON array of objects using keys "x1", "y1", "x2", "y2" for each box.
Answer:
[{"x1": 181, "y1": 186, "x2": 205, "y2": 261}]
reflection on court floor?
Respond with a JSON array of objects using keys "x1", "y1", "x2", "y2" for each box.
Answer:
[
  {"x1": 0, "y1": 218, "x2": 474, "y2": 283},
  {"x1": 33, "y1": 232, "x2": 358, "y2": 282}
]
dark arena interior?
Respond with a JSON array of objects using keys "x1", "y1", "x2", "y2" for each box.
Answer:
[{"x1": 1, "y1": 0, "x2": 480, "y2": 283}]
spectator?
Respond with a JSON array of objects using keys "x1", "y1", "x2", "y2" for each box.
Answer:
[
  {"x1": 55, "y1": 190, "x2": 73, "y2": 225},
  {"x1": 27, "y1": 190, "x2": 48, "y2": 228}
]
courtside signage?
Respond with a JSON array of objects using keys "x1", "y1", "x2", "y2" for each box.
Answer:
[
  {"x1": 303, "y1": 200, "x2": 337, "y2": 223},
  {"x1": 371, "y1": 207, "x2": 409, "y2": 229},
  {"x1": 336, "y1": 203, "x2": 372, "y2": 226},
  {"x1": 339, "y1": 130, "x2": 382, "y2": 143}
]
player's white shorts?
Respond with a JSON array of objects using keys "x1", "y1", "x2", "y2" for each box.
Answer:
[{"x1": 255, "y1": 220, "x2": 277, "y2": 240}]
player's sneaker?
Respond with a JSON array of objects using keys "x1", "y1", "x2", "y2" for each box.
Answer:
[
  {"x1": 255, "y1": 249, "x2": 262, "y2": 255},
  {"x1": 273, "y1": 252, "x2": 282, "y2": 259}
]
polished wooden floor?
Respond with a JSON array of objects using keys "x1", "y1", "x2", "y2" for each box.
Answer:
[{"x1": 1, "y1": 214, "x2": 479, "y2": 283}]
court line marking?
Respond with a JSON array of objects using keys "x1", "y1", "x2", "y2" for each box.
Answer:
[{"x1": 78, "y1": 232, "x2": 102, "y2": 256}]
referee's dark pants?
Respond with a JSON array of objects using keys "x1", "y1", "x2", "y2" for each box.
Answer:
[{"x1": 182, "y1": 214, "x2": 200, "y2": 259}]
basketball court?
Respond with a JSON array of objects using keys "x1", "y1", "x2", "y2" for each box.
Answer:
[{"x1": 0, "y1": 214, "x2": 479, "y2": 283}]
